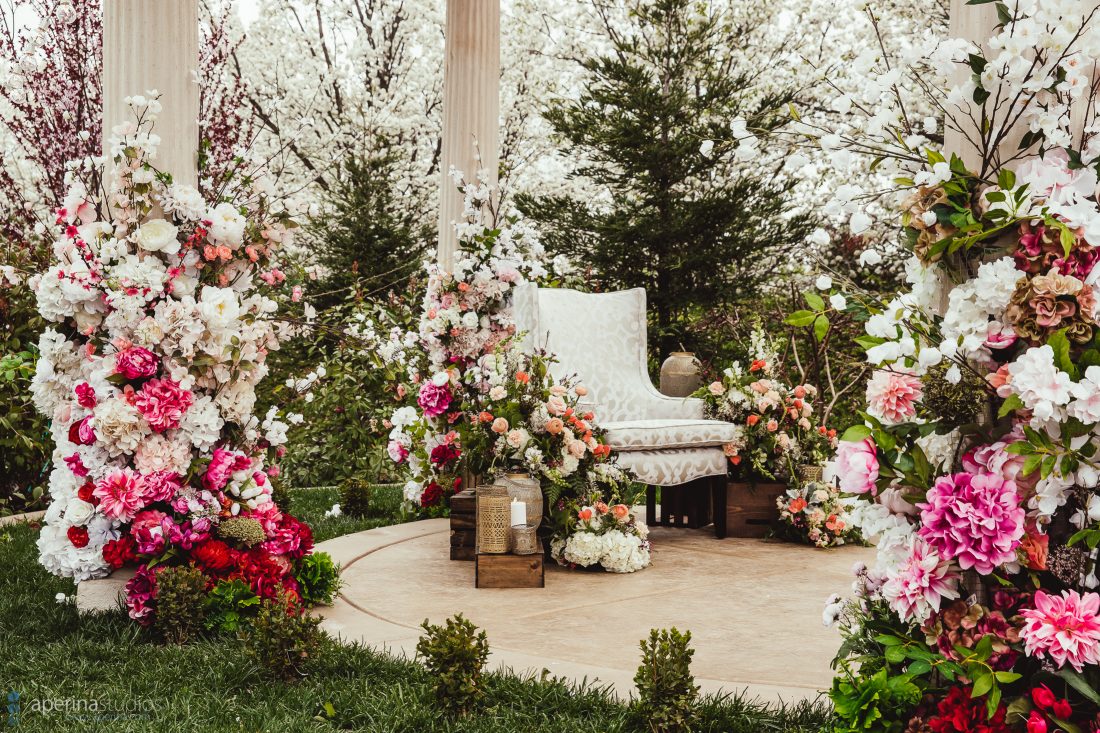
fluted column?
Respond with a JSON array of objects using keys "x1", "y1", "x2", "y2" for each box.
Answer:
[
  {"x1": 436, "y1": 0, "x2": 500, "y2": 270},
  {"x1": 102, "y1": 0, "x2": 199, "y2": 187}
]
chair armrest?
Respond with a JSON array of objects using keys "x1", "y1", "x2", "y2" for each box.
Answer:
[{"x1": 638, "y1": 393, "x2": 705, "y2": 420}]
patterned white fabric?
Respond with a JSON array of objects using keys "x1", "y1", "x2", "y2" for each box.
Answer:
[
  {"x1": 513, "y1": 285, "x2": 732, "y2": 486},
  {"x1": 616, "y1": 448, "x2": 727, "y2": 487},
  {"x1": 603, "y1": 418, "x2": 740, "y2": 452}
]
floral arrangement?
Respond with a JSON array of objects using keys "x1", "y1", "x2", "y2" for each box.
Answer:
[
  {"x1": 694, "y1": 328, "x2": 837, "y2": 480},
  {"x1": 776, "y1": 480, "x2": 858, "y2": 549},
  {"x1": 28, "y1": 97, "x2": 331, "y2": 625},
  {"x1": 457, "y1": 348, "x2": 626, "y2": 501},
  {"x1": 549, "y1": 493, "x2": 651, "y2": 574},
  {"x1": 812, "y1": 4, "x2": 1100, "y2": 730}
]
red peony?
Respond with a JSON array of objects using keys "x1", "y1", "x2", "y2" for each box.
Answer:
[
  {"x1": 421, "y1": 482, "x2": 443, "y2": 507},
  {"x1": 192, "y1": 539, "x2": 234, "y2": 571},
  {"x1": 429, "y1": 442, "x2": 460, "y2": 468},
  {"x1": 230, "y1": 547, "x2": 292, "y2": 600},
  {"x1": 77, "y1": 481, "x2": 96, "y2": 504},
  {"x1": 928, "y1": 685, "x2": 1010, "y2": 733},
  {"x1": 67, "y1": 525, "x2": 89, "y2": 548},
  {"x1": 102, "y1": 535, "x2": 137, "y2": 569}
]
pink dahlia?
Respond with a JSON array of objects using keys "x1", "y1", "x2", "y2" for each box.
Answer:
[
  {"x1": 918, "y1": 472, "x2": 1025, "y2": 575},
  {"x1": 881, "y1": 537, "x2": 960, "y2": 623},
  {"x1": 115, "y1": 346, "x2": 160, "y2": 380},
  {"x1": 133, "y1": 378, "x2": 193, "y2": 432},
  {"x1": 93, "y1": 468, "x2": 146, "y2": 521},
  {"x1": 865, "y1": 369, "x2": 922, "y2": 424},
  {"x1": 417, "y1": 380, "x2": 453, "y2": 418},
  {"x1": 835, "y1": 437, "x2": 879, "y2": 495},
  {"x1": 142, "y1": 471, "x2": 182, "y2": 504},
  {"x1": 203, "y1": 448, "x2": 252, "y2": 491},
  {"x1": 1021, "y1": 590, "x2": 1100, "y2": 672}
]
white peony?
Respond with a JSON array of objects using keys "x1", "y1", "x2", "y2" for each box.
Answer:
[
  {"x1": 135, "y1": 218, "x2": 180, "y2": 254},
  {"x1": 1007, "y1": 345, "x2": 1073, "y2": 426},
  {"x1": 208, "y1": 202, "x2": 247, "y2": 247},
  {"x1": 198, "y1": 286, "x2": 241, "y2": 333}
]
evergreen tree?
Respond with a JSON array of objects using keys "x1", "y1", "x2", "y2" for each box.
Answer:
[
  {"x1": 308, "y1": 149, "x2": 432, "y2": 311},
  {"x1": 517, "y1": 0, "x2": 816, "y2": 360}
]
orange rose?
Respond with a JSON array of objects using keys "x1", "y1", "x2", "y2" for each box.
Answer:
[
  {"x1": 577, "y1": 508, "x2": 593, "y2": 521},
  {"x1": 788, "y1": 497, "x2": 808, "y2": 513},
  {"x1": 747, "y1": 414, "x2": 760, "y2": 427},
  {"x1": 515, "y1": 371, "x2": 530, "y2": 384},
  {"x1": 479, "y1": 411, "x2": 494, "y2": 423},
  {"x1": 611, "y1": 504, "x2": 629, "y2": 520},
  {"x1": 595, "y1": 502, "x2": 609, "y2": 514}
]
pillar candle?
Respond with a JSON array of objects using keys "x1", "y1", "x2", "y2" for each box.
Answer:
[{"x1": 510, "y1": 498, "x2": 526, "y2": 527}]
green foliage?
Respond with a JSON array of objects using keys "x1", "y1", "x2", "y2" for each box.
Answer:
[
  {"x1": 517, "y1": 0, "x2": 816, "y2": 360},
  {"x1": 239, "y1": 591, "x2": 326, "y2": 681},
  {"x1": 153, "y1": 566, "x2": 208, "y2": 645},
  {"x1": 268, "y1": 475, "x2": 292, "y2": 512},
  {"x1": 920, "y1": 363, "x2": 987, "y2": 428},
  {"x1": 203, "y1": 578, "x2": 261, "y2": 635},
  {"x1": 307, "y1": 149, "x2": 433, "y2": 311},
  {"x1": 829, "y1": 666, "x2": 921, "y2": 733},
  {"x1": 0, "y1": 240, "x2": 50, "y2": 516},
  {"x1": 415, "y1": 613, "x2": 490, "y2": 717},
  {"x1": 631, "y1": 627, "x2": 700, "y2": 733},
  {"x1": 296, "y1": 552, "x2": 342, "y2": 606},
  {"x1": 340, "y1": 477, "x2": 373, "y2": 518}
]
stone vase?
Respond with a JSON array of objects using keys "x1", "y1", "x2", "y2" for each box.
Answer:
[
  {"x1": 659, "y1": 351, "x2": 702, "y2": 397},
  {"x1": 496, "y1": 472, "x2": 543, "y2": 529}
]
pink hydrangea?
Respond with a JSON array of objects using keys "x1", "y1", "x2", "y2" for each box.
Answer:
[
  {"x1": 865, "y1": 369, "x2": 922, "y2": 424},
  {"x1": 133, "y1": 378, "x2": 193, "y2": 432},
  {"x1": 417, "y1": 380, "x2": 453, "y2": 418},
  {"x1": 835, "y1": 437, "x2": 879, "y2": 495},
  {"x1": 115, "y1": 346, "x2": 160, "y2": 380},
  {"x1": 93, "y1": 468, "x2": 146, "y2": 521},
  {"x1": 918, "y1": 472, "x2": 1025, "y2": 575},
  {"x1": 1021, "y1": 590, "x2": 1100, "y2": 672},
  {"x1": 881, "y1": 537, "x2": 960, "y2": 623}
]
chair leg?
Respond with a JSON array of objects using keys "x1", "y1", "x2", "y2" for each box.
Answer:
[
  {"x1": 661, "y1": 485, "x2": 673, "y2": 527},
  {"x1": 712, "y1": 476, "x2": 728, "y2": 539},
  {"x1": 645, "y1": 485, "x2": 657, "y2": 526}
]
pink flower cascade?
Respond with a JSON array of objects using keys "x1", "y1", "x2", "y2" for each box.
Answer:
[
  {"x1": 918, "y1": 471, "x2": 1025, "y2": 575},
  {"x1": 864, "y1": 369, "x2": 922, "y2": 424},
  {"x1": 1021, "y1": 590, "x2": 1100, "y2": 672},
  {"x1": 835, "y1": 437, "x2": 879, "y2": 495}
]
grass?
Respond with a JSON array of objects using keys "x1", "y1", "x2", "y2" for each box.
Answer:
[
  {"x1": 287, "y1": 484, "x2": 409, "y2": 543},
  {"x1": 0, "y1": 489, "x2": 833, "y2": 733}
]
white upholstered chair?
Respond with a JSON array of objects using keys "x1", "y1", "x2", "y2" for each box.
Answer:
[{"x1": 513, "y1": 284, "x2": 736, "y2": 536}]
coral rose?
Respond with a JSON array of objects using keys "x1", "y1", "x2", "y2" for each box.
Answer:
[
  {"x1": 545, "y1": 417, "x2": 564, "y2": 435},
  {"x1": 611, "y1": 504, "x2": 629, "y2": 520}
]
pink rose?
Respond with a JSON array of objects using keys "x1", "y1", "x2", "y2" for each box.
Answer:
[
  {"x1": 835, "y1": 437, "x2": 879, "y2": 495},
  {"x1": 115, "y1": 346, "x2": 159, "y2": 380},
  {"x1": 708, "y1": 381, "x2": 724, "y2": 396},
  {"x1": 387, "y1": 440, "x2": 409, "y2": 463}
]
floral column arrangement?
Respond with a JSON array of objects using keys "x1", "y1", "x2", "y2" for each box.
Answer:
[
  {"x1": 807, "y1": 3, "x2": 1100, "y2": 731},
  {"x1": 30, "y1": 96, "x2": 335, "y2": 625}
]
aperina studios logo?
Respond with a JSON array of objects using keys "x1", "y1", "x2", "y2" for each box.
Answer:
[{"x1": 6, "y1": 691, "x2": 19, "y2": 727}]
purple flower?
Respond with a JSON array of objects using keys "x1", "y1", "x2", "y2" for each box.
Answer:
[{"x1": 918, "y1": 471, "x2": 1025, "y2": 575}]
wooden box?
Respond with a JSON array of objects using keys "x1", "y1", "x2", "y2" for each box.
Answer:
[
  {"x1": 725, "y1": 481, "x2": 786, "y2": 538},
  {"x1": 449, "y1": 488, "x2": 477, "y2": 561},
  {"x1": 475, "y1": 553, "x2": 544, "y2": 588}
]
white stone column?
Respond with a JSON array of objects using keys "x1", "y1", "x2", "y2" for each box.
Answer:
[
  {"x1": 436, "y1": 0, "x2": 501, "y2": 270},
  {"x1": 102, "y1": 0, "x2": 200, "y2": 187}
]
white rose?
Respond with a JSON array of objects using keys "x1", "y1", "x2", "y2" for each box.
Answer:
[
  {"x1": 829, "y1": 294, "x2": 847, "y2": 311},
  {"x1": 859, "y1": 249, "x2": 883, "y2": 266},
  {"x1": 815, "y1": 275, "x2": 833, "y2": 291},
  {"x1": 135, "y1": 218, "x2": 180, "y2": 254},
  {"x1": 64, "y1": 498, "x2": 95, "y2": 525}
]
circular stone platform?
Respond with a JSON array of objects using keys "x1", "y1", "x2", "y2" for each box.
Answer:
[{"x1": 314, "y1": 518, "x2": 874, "y2": 703}]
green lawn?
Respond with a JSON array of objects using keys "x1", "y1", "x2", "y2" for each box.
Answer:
[{"x1": 0, "y1": 488, "x2": 831, "y2": 732}]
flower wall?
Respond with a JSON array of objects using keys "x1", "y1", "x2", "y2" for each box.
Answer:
[
  {"x1": 820, "y1": 3, "x2": 1100, "y2": 731},
  {"x1": 30, "y1": 97, "x2": 332, "y2": 624}
]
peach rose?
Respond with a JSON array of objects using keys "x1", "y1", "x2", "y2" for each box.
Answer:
[
  {"x1": 546, "y1": 417, "x2": 564, "y2": 434},
  {"x1": 575, "y1": 385, "x2": 588, "y2": 396},
  {"x1": 491, "y1": 417, "x2": 509, "y2": 433},
  {"x1": 611, "y1": 504, "x2": 629, "y2": 520},
  {"x1": 568, "y1": 440, "x2": 587, "y2": 458},
  {"x1": 747, "y1": 414, "x2": 760, "y2": 427},
  {"x1": 708, "y1": 381, "x2": 724, "y2": 395},
  {"x1": 595, "y1": 501, "x2": 609, "y2": 514},
  {"x1": 479, "y1": 411, "x2": 494, "y2": 423},
  {"x1": 577, "y1": 507, "x2": 593, "y2": 521}
]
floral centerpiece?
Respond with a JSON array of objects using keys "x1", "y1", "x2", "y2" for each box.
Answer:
[
  {"x1": 549, "y1": 492, "x2": 651, "y2": 573},
  {"x1": 809, "y1": 4, "x2": 1100, "y2": 730},
  {"x1": 28, "y1": 96, "x2": 335, "y2": 625},
  {"x1": 776, "y1": 480, "x2": 858, "y2": 548},
  {"x1": 694, "y1": 328, "x2": 837, "y2": 481}
]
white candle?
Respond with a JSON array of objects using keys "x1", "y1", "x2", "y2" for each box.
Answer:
[{"x1": 510, "y1": 498, "x2": 526, "y2": 527}]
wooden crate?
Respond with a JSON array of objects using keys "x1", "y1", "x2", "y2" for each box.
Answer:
[
  {"x1": 725, "y1": 481, "x2": 786, "y2": 538},
  {"x1": 475, "y1": 553, "x2": 544, "y2": 588},
  {"x1": 449, "y1": 488, "x2": 477, "y2": 561}
]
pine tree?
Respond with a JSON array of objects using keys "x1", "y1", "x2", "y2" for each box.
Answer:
[
  {"x1": 308, "y1": 149, "x2": 432, "y2": 311},
  {"x1": 517, "y1": 0, "x2": 816, "y2": 360}
]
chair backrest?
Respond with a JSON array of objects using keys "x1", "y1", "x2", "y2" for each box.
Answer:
[{"x1": 512, "y1": 284, "x2": 652, "y2": 422}]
